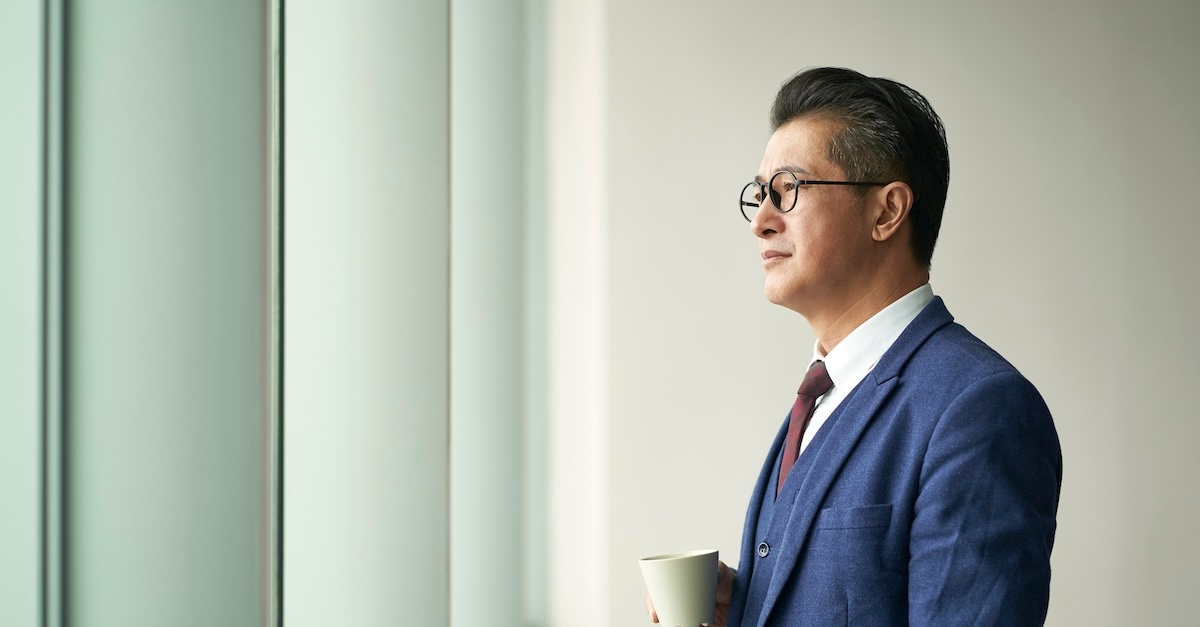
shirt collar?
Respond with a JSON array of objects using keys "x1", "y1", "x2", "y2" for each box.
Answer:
[{"x1": 808, "y1": 284, "x2": 935, "y2": 393}]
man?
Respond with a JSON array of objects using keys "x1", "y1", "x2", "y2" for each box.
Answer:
[{"x1": 647, "y1": 67, "x2": 1061, "y2": 625}]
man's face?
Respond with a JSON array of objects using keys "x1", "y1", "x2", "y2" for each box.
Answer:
[{"x1": 750, "y1": 117, "x2": 878, "y2": 316}]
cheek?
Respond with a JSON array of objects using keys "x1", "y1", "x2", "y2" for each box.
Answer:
[
  {"x1": 791, "y1": 227, "x2": 837, "y2": 266},
  {"x1": 794, "y1": 213, "x2": 861, "y2": 268}
]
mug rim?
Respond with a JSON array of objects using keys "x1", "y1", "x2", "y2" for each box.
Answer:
[{"x1": 638, "y1": 548, "x2": 718, "y2": 562}]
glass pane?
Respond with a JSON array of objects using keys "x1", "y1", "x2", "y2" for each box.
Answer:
[
  {"x1": 0, "y1": 1, "x2": 44, "y2": 624},
  {"x1": 66, "y1": 3, "x2": 271, "y2": 624}
]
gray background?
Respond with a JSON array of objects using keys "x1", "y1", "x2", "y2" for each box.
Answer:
[{"x1": 591, "y1": 1, "x2": 1200, "y2": 625}]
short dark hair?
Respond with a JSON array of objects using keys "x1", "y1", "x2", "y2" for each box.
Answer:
[{"x1": 771, "y1": 67, "x2": 950, "y2": 268}]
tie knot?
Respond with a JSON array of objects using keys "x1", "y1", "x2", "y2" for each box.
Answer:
[{"x1": 798, "y1": 360, "x2": 833, "y2": 398}]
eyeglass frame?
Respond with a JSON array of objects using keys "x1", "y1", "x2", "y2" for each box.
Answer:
[{"x1": 739, "y1": 171, "x2": 890, "y2": 222}]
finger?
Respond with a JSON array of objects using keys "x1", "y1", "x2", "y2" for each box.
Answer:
[
  {"x1": 645, "y1": 594, "x2": 658, "y2": 623},
  {"x1": 715, "y1": 562, "x2": 734, "y2": 603}
]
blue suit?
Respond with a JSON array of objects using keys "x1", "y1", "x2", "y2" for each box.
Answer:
[{"x1": 728, "y1": 297, "x2": 1062, "y2": 626}]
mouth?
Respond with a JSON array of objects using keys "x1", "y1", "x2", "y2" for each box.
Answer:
[{"x1": 761, "y1": 250, "x2": 791, "y2": 266}]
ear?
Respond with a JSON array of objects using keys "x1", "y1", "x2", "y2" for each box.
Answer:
[{"x1": 871, "y1": 181, "x2": 914, "y2": 242}]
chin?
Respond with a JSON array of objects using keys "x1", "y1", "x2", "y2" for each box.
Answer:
[
  {"x1": 763, "y1": 279, "x2": 808, "y2": 313},
  {"x1": 763, "y1": 282, "x2": 794, "y2": 307}
]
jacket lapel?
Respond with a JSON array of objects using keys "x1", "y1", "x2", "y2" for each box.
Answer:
[
  {"x1": 754, "y1": 298, "x2": 954, "y2": 627},
  {"x1": 728, "y1": 412, "x2": 790, "y2": 624}
]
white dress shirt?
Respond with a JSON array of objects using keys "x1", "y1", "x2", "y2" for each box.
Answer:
[{"x1": 798, "y1": 284, "x2": 935, "y2": 454}]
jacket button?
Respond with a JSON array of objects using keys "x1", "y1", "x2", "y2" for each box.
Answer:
[{"x1": 757, "y1": 542, "x2": 770, "y2": 558}]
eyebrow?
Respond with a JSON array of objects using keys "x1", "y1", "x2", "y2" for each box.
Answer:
[{"x1": 754, "y1": 165, "x2": 812, "y2": 183}]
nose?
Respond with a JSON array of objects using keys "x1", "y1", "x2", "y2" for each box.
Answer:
[{"x1": 749, "y1": 201, "x2": 781, "y2": 238}]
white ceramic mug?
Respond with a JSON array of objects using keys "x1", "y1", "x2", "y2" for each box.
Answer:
[{"x1": 638, "y1": 549, "x2": 719, "y2": 627}]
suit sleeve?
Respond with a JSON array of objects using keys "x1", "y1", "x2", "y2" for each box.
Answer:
[{"x1": 908, "y1": 371, "x2": 1062, "y2": 625}]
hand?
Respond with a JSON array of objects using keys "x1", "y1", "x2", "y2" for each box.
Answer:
[{"x1": 646, "y1": 561, "x2": 735, "y2": 626}]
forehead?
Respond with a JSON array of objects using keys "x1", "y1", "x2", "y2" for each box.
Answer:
[{"x1": 757, "y1": 117, "x2": 843, "y2": 180}]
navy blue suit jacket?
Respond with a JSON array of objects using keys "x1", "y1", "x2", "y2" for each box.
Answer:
[{"x1": 728, "y1": 297, "x2": 1062, "y2": 626}]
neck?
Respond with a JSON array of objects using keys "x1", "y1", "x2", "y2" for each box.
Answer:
[{"x1": 808, "y1": 266, "x2": 929, "y2": 356}]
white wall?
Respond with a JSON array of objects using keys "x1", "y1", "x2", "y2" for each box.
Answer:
[
  {"x1": 545, "y1": 0, "x2": 610, "y2": 624},
  {"x1": 543, "y1": 0, "x2": 1200, "y2": 625}
]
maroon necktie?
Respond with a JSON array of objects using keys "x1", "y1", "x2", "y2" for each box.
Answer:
[{"x1": 777, "y1": 360, "x2": 834, "y2": 496}]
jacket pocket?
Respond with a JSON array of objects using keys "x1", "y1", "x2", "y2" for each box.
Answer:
[{"x1": 815, "y1": 503, "x2": 893, "y2": 530}]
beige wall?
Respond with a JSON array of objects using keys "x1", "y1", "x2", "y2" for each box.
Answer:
[{"x1": 546, "y1": 0, "x2": 1200, "y2": 625}]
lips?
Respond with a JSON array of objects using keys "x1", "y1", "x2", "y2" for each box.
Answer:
[{"x1": 761, "y1": 250, "x2": 791, "y2": 262}]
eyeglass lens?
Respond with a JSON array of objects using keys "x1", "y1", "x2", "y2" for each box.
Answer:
[
  {"x1": 740, "y1": 171, "x2": 799, "y2": 221},
  {"x1": 739, "y1": 182, "x2": 761, "y2": 221}
]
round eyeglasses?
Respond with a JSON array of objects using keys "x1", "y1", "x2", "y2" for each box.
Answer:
[{"x1": 739, "y1": 171, "x2": 889, "y2": 222}]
